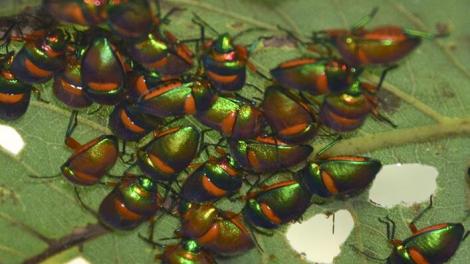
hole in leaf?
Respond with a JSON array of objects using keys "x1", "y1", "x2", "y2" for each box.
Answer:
[
  {"x1": 286, "y1": 210, "x2": 354, "y2": 263},
  {"x1": 66, "y1": 256, "x2": 90, "y2": 264},
  {"x1": 368, "y1": 163, "x2": 438, "y2": 208},
  {"x1": 0, "y1": 124, "x2": 25, "y2": 155}
]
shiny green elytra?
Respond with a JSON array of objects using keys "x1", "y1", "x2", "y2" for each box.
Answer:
[
  {"x1": 319, "y1": 81, "x2": 373, "y2": 132},
  {"x1": 61, "y1": 135, "x2": 119, "y2": 186},
  {"x1": 136, "y1": 78, "x2": 215, "y2": 118},
  {"x1": 229, "y1": 136, "x2": 312, "y2": 173},
  {"x1": 261, "y1": 85, "x2": 318, "y2": 143},
  {"x1": 0, "y1": 53, "x2": 32, "y2": 120},
  {"x1": 202, "y1": 33, "x2": 248, "y2": 91},
  {"x1": 99, "y1": 175, "x2": 160, "y2": 230},
  {"x1": 137, "y1": 126, "x2": 200, "y2": 181},
  {"x1": 243, "y1": 180, "x2": 312, "y2": 229},
  {"x1": 179, "y1": 202, "x2": 254, "y2": 256},
  {"x1": 196, "y1": 96, "x2": 264, "y2": 139},
  {"x1": 81, "y1": 36, "x2": 126, "y2": 105},
  {"x1": 388, "y1": 223, "x2": 466, "y2": 263},
  {"x1": 11, "y1": 29, "x2": 67, "y2": 84},
  {"x1": 270, "y1": 57, "x2": 357, "y2": 95},
  {"x1": 160, "y1": 239, "x2": 216, "y2": 264},
  {"x1": 107, "y1": 0, "x2": 154, "y2": 39},
  {"x1": 181, "y1": 155, "x2": 242, "y2": 202},
  {"x1": 296, "y1": 156, "x2": 381, "y2": 198}
]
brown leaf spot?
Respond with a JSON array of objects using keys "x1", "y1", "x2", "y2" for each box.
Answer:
[
  {"x1": 262, "y1": 36, "x2": 297, "y2": 48},
  {"x1": 377, "y1": 90, "x2": 401, "y2": 114}
]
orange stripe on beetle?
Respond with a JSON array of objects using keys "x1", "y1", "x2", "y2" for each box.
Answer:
[
  {"x1": 260, "y1": 202, "x2": 282, "y2": 225},
  {"x1": 119, "y1": 109, "x2": 145, "y2": 133},
  {"x1": 408, "y1": 247, "x2": 430, "y2": 264},
  {"x1": 24, "y1": 58, "x2": 53, "y2": 78},
  {"x1": 202, "y1": 175, "x2": 227, "y2": 197},
  {"x1": 321, "y1": 171, "x2": 339, "y2": 195},
  {"x1": 0, "y1": 93, "x2": 25, "y2": 104},
  {"x1": 148, "y1": 153, "x2": 176, "y2": 174}
]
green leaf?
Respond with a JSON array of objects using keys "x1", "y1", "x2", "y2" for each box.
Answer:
[{"x1": 0, "y1": 1, "x2": 469, "y2": 264}]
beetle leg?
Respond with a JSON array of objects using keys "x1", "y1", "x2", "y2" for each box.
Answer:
[
  {"x1": 463, "y1": 231, "x2": 469, "y2": 241},
  {"x1": 32, "y1": 86, "x2": 49, "y2": 103},
  {"x1": 349, "y1": 244, "x2": 387, "y2": 262},
  {"x1": 119, "y1": 141, "x2": 136, "y2": 165},
  {"x1": 28, "y1": 173, "x2": 61, "y2": 182},
  {"x1": 73, "y1": 187, "x2": 98, "y2": 218},
  {"x1": 65, "y1": 110, "x2": 79, "y2": 139},
  {"x1": 160, "y1": 7, "x2": 185, "y2": 25}
]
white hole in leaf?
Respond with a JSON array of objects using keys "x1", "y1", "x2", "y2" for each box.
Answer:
[
  {"x1": 0, "y1": 124, "x2": 25, "y2": 155},
  {"x1": 66, "y1": 256, "x2": 91, "y2": 264},
  {"x1": 286, "y1": 210, "x2": 354, "y2": 263},
  {"x1": 368, "y1": 163, "x2": 438, "y2": 208}
]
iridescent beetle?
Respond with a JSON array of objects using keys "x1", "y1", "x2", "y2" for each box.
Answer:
[
  {"x1": 243, "y1": 142, "x2": 381, "y2": 229},
  {"x1": 243, "y1": 180, "x2": 312, "y2": 229},
  {"x1": 0, "y1": 52, "x2": 32, "y2": 120},
  {"x1": 295, "y1": 156, "x2": 382, "y2": 198},
  {"x1": 178, "y1": 202, "x2": 255, "y2": 256},
  {"x1": 127, "y1": 30, "x2": 194, "y2": 78},
  {"x1": 109, "y1": 102, "x2": 163, "y2": 142},
  {"x1": 355, "y1": 197, "x2": 469, "y2": 263},
  {"x1": 229, "y1": 136, "x2": 313, "y2": 173},
  {"x1": 195, "y1": 95, "x2": 265, "y2": 140},
  {"x1": 137, "y1": 126, "x2": 201, "y2": 182},
  {"x1": 99, "y1": 174, "x2": 161, "y2": 230},
  {"x1": 180, "y1": 155, "x2": 242, "y2": 203},
  {"x1": 43, "y1": 0, "x2": 109, "y2": 27},
  {"x1": 270, "y1": 57, "x2": 359, "y2": 96},
  {"x1": 136, "y1": 77, "x2": 215, "y2": 119},
  {"x1": 319, "y1": 66, "x2": 397, "y2": 132},
  {"x1": 192, "y1": 13, "x2": 266, "y2": 92},
  {"x1": 81, "y1": 35, "x2": 127, "y2": 105},
  {"x1": 159, "y1": 239, "x2": 216, "y2": 264},
  {"x1": 261, "y1": 85, "x2": 318, "y2": 143},
  {"x1": 60, "y1": 134, "x2": 119, "y2": 186},
  {"x1": 107, "y1": 0, "x2": 155, "y2": 39},
  {"x1": 53, "y1": 45, "x2": 92, "y2": 109},
  {"x1": 11, "y1": 28, "x2": 67, "y2": 84},
  {"x1": 311, "y1": 8, "x2": 446, "y2": 67}
]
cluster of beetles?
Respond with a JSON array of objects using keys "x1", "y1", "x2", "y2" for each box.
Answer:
[{"x1": 0, "y1": 0, "x2": 468, "y2": 263}]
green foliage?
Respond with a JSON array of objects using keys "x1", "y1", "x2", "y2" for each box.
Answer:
[{"x1": 0, "y1": 0, "x2": 469, "y2": 263}]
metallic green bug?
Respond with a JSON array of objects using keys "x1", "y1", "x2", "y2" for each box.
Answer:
[
  {"x1": 181, "y1": 155, "x2": 242, "y2": 203},
  {"x1": 81, "y1": 36, "x2": 126, "y2": 105},
  {"x1": 0, "y1": 52, "x2": 32, "y2": 120},
  {"x1": 229, "y1": 136, "x2": 312, "y2": 173},
  {"x1": 270, "y1": 57, "x2": 358, "y2": 95},
  {"x1": 196, "y1": 96, "x2": 264, "y2": 139},
  {"x1": 159, "y1": 239, "x2": 216, "y2": 264},
  {"x1": 99, "y1": 174, "x2": 161, "y2": 230},
  {"x1": 11, "y1": 29, "x2": 67, "y2": 84},
  {"x1": 137, "y1": 126, "x2": 200, "y2": 181},
  {"x1": 296, "y1": 156, "x2": 382, "y2": 198},
  {"x1": 179, "y1": 202, "x2": 255, "y2": 256},
  {"x1": 243, "y1": 180, "x2": 312, "y2": 229},
  {"x1": 261, "y1": 85, "x2": 318, "y2": 144}
]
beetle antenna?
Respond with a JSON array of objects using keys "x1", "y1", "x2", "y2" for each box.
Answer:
[
  {"x1": 191, "y1": 13, "x2": 219, "y2": 36},
  {"x1": 315, "y1": 135, "x2": 343, "y2": 157},
  {"x1": 404, "y1": 28, "x2": 449, "y2": 40},
  {"x1": 351, "y1": 7, "x2": 379, "y2": 32},
  {"x1": 232, "y1": 27, "x2": 266, "y2": 42},
  {"x1": 65, "y1": 110, "x2": 79, "y2": 139},
  {"x1": 463, "y1": 231, "x2": 469, "y2": 241},
  {"x1": 410, "y1": 195, "x2": 433, "y2": 227}
]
